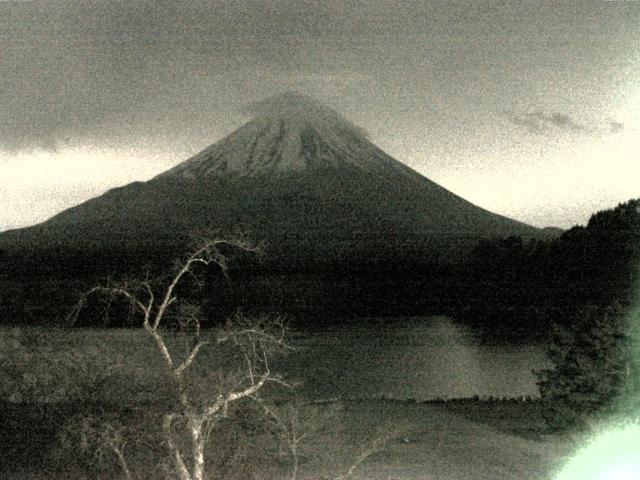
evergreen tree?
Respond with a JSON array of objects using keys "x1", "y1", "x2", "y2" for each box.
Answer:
[
  {"x1": 536, "y1": 302, "x2": 630, "y2": 429},
  {"x1": 535, "y1": 199, "x2": 640, "y2": 430}
]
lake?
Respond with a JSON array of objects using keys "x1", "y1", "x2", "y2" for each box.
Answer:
[{"x1": 277, "y1": 316, "x2": 550, "y2": 400}]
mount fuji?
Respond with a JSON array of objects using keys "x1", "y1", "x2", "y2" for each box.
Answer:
[{"x1": 2, "y1": 93, "x2": 544, "y2": 270}]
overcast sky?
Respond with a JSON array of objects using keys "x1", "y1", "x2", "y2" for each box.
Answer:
[{"x1": 1, "y1": 0, "x2": 639, "y2": 230}]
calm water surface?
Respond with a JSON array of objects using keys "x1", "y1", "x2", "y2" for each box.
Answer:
[{"x1": 276, "y1": 316, "x2": 550, "y2": 400}]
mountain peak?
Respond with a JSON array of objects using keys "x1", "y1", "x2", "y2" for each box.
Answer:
[
  {"x1": 159, "y1": 93, "x2": 381, "y2": 179},
  {"x1": 244, "y1": 92, "x2": 365, "y2": 133}
]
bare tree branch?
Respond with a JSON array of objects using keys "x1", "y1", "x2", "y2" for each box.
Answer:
[
  {"x1": 144, "y1": 324, "x2": 175, "y2": 371},
  {"x1": 152, "y1": 237, "x2": 260, "y2": 331},
  {"x1": 163, "y1": 414, "x2": 192, "y2": 480},
  {"x1": 142, "y1": 281, "x2": 154, "y2": 327},
  {"x1": 174, "y1": 341, "x2": 209, "y2": 378}
]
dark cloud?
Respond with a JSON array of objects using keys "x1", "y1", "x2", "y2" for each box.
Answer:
[
  {"x1": 548, "y1": 113, "x2": 583, "y2": 132},
  {"x1": 0, "y1": 1, "x2": 636, "y2": 152},
  {"x1": 0, "y1": 0, "x2": 385, "y2": 152},
  {"x1": 504, "y1": 111, "x2": 585, "y2": 135},
  {"x1": 505, "y1": 111, "x2": 623, "y2": 136},
  {"x1": 608, "y1": 120, "x2": 625, "y2": 134}
]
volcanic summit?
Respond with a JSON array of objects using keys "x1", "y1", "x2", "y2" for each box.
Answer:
[{"x1": 159, "y1": 93, "x2": 414, "y2": 180}]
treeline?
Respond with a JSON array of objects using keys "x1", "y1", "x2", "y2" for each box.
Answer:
[
  {"x1": 458, "y1": 199, "x2": 639, "y2": 342},
  {"x1": 0, "y1": 228, "x2": 481, "y2": 327},
  {"x1": 1, "y1": 200, "x2": 638, "y2": 343}
]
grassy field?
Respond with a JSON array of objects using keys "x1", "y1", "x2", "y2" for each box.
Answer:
[
  {"x1": 0, "y1": 398, "x2": 579, "y2": 480},
  {"x1": 0, "y1": 324, "x2": 579, "y2": 479}
]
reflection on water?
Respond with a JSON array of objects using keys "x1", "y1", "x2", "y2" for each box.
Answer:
[{"x1": 277, "y1": 316, "x2": 551, "y2": 400}]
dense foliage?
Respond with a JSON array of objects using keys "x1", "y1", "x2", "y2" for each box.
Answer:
[
  {"x1": 535, "y1": 302, "x2": 632, "y2": 429},
  {"x1": 463, "y1": 199, "x2": 640, "y2": 344},
  {"x1": 536, "y1": 200, "x2": 639, "y2": 428}
]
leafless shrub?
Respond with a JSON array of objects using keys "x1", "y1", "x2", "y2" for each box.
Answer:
[{"x1": 60, "y1": 414, "x2": 141, "y2": 480}]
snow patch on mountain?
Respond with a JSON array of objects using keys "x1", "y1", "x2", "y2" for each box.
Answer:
[{"x1": 158, "y1": 93, "x2": 410, "y2": 179}]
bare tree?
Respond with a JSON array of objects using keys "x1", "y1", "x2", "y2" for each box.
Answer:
[
  {"x1": 256, "y1": 398, "x2": 336, "y2": 480},
  {"x1": 69, "y1": 235, "x2": 291, "y2": 480}
]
